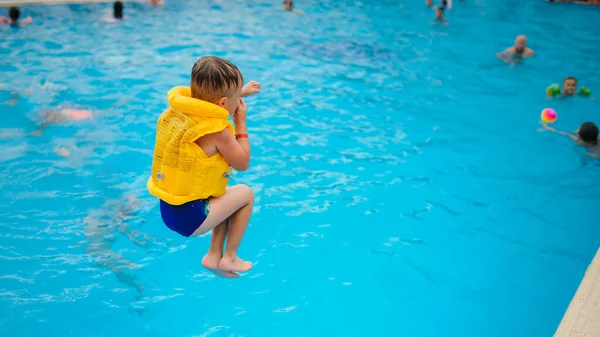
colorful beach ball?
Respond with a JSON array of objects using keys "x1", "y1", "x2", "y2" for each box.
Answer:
[{"x1": 541, "y1": 108, "x2": 557, "y2": 123}]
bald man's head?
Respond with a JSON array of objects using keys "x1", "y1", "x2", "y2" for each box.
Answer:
[{"x1": 514, "y1": 35, "x2": 527, "y2": 54}]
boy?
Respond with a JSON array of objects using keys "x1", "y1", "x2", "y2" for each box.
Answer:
[
  {"x1": 547, "y1": 76, "x2": 592, "y2": 98},
  {"x1": 147, "y1": 56, "x2": 260, "y2": 278},
  {"x1": 560, "y1": 76, "x2": 578, "y2": 96},
  {"x1": 541, "y1": 121, "x2": 599, "y2": 157}
]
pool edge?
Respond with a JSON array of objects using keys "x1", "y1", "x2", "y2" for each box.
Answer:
[{"x1": 554, "y1": 247, "x2": 600, "y2": 337}]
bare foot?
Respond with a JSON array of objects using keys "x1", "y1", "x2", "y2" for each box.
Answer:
[
  {"x1": 218, "y1": 256, "x2": 252, "y2": 273},
  {"x1": 202, "y1": 253, "x2": 239, "y2": 278}
]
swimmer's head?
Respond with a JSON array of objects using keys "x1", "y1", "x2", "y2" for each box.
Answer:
[
  {"x1": 284, "y1": 0, "x2": 293, "y2": 11},
  {"x1": 436, "y1": 6, "x2": 444, "y2": 19},
  {"x1": 426, "y1": 0, "x2": 433, "y2": 6},
  {"x1": 562, "y1": 76, "x2": 578, "y2": 95},
  {"x1": 577, "y1": 122, "x2": 599, "y2": 145},
  {"x1": 9, "y1": 7, "x2": 20, "y2": 22},
  {"x1": 190, "y1": 56, "x2": 244, "y2": 116},
  {"x1": 514, "y1": 35, "x2": 528, "y2": 54},
  {"x1": 113, "y1": 1, "x2": 124, "y2": 19}
]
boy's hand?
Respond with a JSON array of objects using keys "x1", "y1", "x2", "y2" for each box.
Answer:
[
  {"x1": 241, "y1": 80, "x2": 261, "y2": 97},
  {"x1": 540, "y1": 121, "x2": 554, "y2": 131},
  {"x1": 233, "y1": 98, "x2": 247, "y2": 125}
]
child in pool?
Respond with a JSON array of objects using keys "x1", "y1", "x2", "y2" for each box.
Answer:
[
  {"x1": 541, "y1": 121, "x2": 600, "y2": 157},
  {"x1": 547, "y1": 76, "x2": 592, "y2": 98},
  {"x1": 147, "y1": 56, "x2": 261, "y2": 278}
]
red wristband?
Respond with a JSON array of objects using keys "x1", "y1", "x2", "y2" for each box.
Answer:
[{"x1": 235, "y1": 134, "x2": 248, "y2": 140}]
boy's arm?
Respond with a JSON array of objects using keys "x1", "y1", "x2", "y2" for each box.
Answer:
[
  {"x1": 241, "y1": 80, "x2": 261, "y2": 97},
  {"x1": 215, "y1": 99, "x2": 251, "y2": 171},
  {"x1": 215, "y1": 126, "x2": 250, "y2": 171},
  {"x1": 540, "y1": 122, "x2": 578, "y2": 141}
]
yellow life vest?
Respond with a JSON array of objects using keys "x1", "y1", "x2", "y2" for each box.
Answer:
[{"x1": 147, "y1": 86, "x2": 235, "y2": 205}]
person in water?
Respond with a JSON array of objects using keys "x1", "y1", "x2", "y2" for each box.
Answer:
[
  {"x1": 114, "y1": 1, "x2": 124, "y2": 20},
  {"x1": 283, "y1": 0, "x2": 303, "y2": 13},
  {"x1": 497, "y1": 35, "x2": 535, "y2": 59},
  {"x1": 435, "y1": 6, "x2": 447, "y2": 21},
  {"x1": 426, "y1": 0, "x2": 434, "y2": 7},
  {"x1": 84, "y1": 195, "x2": 151, "y2": 298},
  {"x1": 541, "y1": 121, "x2": 600, "y2": 157},
  {"x1": 0, "y1": 7, "x2": 33, "y2": 25},
  {"x1": 558, "y1": 76, "x2": 579, "y2": 96},
  {"x1": 103, "y1": 1, "x2": 125, "y2": 22},
  {"x1": 147, "y1": 56, "x2": 261, "y2": 278},
  {"x1": 547, "y1": 76, "x2": 592, "y2": 98},
  {"x1": 33, "y1": 108, "x2": 93, "y2": 135}
]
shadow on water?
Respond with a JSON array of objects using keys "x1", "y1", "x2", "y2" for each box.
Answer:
[{"x1": 82, "y1": 194, "x2": 157, "y2": 306}]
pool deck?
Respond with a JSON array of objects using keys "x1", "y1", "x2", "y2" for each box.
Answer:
[
  {"x1": 555, "y1": 247, "x2": 600, "y2": 337},
  {"x1": 0, "y1": 0, "x2": 114, "y2": 7}
]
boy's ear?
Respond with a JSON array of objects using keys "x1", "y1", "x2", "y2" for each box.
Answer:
[{"x1": 215, "y1": 97, "x2": 227, "y2": 107}]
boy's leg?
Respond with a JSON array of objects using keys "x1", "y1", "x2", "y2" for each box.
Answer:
[
  {"x1": 202, "y1": 220, "x2": 238, "y2": 278},
  {"x1": 208, "y1": 218, "x2": 228, "y2": 256},
  {"x1": 191, "y1": 185, "x2": 255, "y2": 273},
  {"x1": 201, "y1": 219, "x2": 238, "y2": 278},
  {"x1": 218, "y1": 197, "x2": 253, "y2": 272}
]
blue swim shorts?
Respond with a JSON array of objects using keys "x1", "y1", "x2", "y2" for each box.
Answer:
[{"x1": 160, "y1": 199, "x2": 210, "y2": 237}]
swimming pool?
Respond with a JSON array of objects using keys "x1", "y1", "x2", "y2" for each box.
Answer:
[{"x1": 1, "y1": 0, "x2": 600, "y2": 336}]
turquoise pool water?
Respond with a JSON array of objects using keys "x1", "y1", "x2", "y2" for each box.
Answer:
[{"x1": 1, "y1": 0, "x2": 600, "y2": 336}]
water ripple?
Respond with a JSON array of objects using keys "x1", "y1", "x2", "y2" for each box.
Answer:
[{"x1": 0, "y1": 1, "x2": 599, "y2": 337}]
